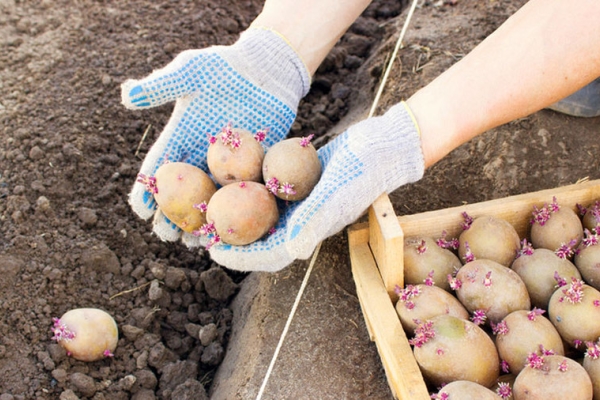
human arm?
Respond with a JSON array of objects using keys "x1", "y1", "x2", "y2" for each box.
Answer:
[
  {"x1": 250, "y1": 0, "x2": 373, "y2": 75},
  {"x1": 211, "y1": 0, "x2": 600, "y2": 271},
  {"x1": 409, "y1": 0, "x2": 600, "y2": 168}
]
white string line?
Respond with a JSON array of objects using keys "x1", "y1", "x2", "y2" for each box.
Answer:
[
  {"x1": 255, "y1": 242, "x2": 322, "y2": 400},
  {"x1": 369, "y1": 0, "x2": 420, "y2": 118},
  {"x1": 255, "y1": 1, "x2": 420, "y2": 398}
]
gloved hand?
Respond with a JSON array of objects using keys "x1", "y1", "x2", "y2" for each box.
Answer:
[
  {"x1": 121, "y1": 28, "x2": 311, "y2": 244},
  {"x1": 208, "y1": 101, "x2": 426, "y2": 272}
]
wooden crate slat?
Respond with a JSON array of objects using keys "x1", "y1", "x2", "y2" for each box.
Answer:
[
  {"x1": 349, "y1": 239, "x2": 430, "y2": 400},
  {"x1": 396, "y1": 179, "x2": 600, "y2": 240},
  {"x1": 368, "y1": 194, "x2": 404, "y2": 298}
]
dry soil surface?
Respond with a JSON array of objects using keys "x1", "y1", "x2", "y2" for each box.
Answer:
[{"x1": 1, "y1": 0, "x2": 599, "y2": 399}]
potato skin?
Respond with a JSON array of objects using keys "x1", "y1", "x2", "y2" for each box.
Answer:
[
  {"x1": 511, "y1": 248, "x2": 581, "y2": 309},
  {"x1": 206, "y1": 181, "x2": 278, "y2": 246},
  {"x1": 435, "y1": 380, "x2": 501, "y2": 400},
  {"x1": 495, "y1": 309, "x2": 564, "y2": 375},
  {"x1": 455, "y1": 259, "x2": 531, "y2": 324},
  {"x1": 395, "y1": 283, "x2": 469, "y2": 334},
  {"x1": 459, "y1": 215, "x2": 521, "y2": 267},
  {"x1": 207, "y1": 128, "x2": 265, "y2": 186},
  {"x1": 575, "y1": 241, "x2": 600, "y2": 291},
  {"x1": 154, "y1": 162, "x2": 217, "y2": 233},
  {"x1": 513, "y1": 355, "x2": 593, "y2": 400},
  {"x1": 548, "y1": 282, "x2": 600, "y2": 346},
  {"x1": 530, "y1": 206, "x2": 583, "y2": 252},
  {"x1": 412, "y1": 315, "x2": 500, "y2": 388},
  {"x1": 403, "y1": 236, "x2": 462, "y2": 292},
  {"x1": 53, "y1": 308, "x2": 118, "y2": 362},
  {"x1": 262, "y1": 137, "x2": 321, "y2": 201},
  {"x1": 583, "y1": 350, "x2": 600, "y2": 400}
]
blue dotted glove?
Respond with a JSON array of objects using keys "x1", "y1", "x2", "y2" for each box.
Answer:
[
  {"x1": 121, "y1": 28, "x2": 310, "y2": 244},
  {"x1": 208, "y1": 102, "x2": 426, "y2": 272}
]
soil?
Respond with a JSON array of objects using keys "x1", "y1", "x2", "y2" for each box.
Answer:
[{"x1": 1, "y1": 0, "x2": 599, "y2": 399}]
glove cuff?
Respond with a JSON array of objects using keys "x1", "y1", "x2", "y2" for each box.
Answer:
[{"x1": 219, "y1": 27, "x2": 312, "y2": 111}]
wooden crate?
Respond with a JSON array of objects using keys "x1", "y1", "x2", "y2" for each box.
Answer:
[{"x1": 348, "y1": 179, "x2": 600, "y2": 400}]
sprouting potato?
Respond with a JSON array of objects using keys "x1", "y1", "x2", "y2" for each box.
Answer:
[
  {"x1": 458, "y1": 214, "x2": 521, "y2": 267},
  {"x1": 144, "y1": 161, "x2": 217, "y2": 233},
  {"x1": 207, "y1": 125, "x2": 266, "y2": 186},
  {"x1": 204, "y1": 181, "x2": 279, "y2": 246},
  {"x1": 51, "y1": 308, "x2": 118, "y2": 362},
  {"x1": 494, "y1": 309, "x2": 564, "y2": 375},
  {"x1": 262, "y1": 134, "x2": 322, "y2": 201},
  {"x1": 530, "y1": 197, "x2": 583, "y2": 253},
  {"x1": 411, "y1": 314, "x2": 500, "y2": 388},
  {"x1": 511, "y1": 244, "x2": 581, "y2": 309},
  {"x1": 403, "y1": 235, "x2": 462, "y2": 292},
  {"x1": 513, "y1": 355, "x2": 593, "y2": 400},
  {"x1": 394, "y1": 283, "x2": 469, "y2": 334},
  {"x1": 548, "y1": 278, "x2": 600, "y2": 347},
  {"x1": 452, "y1": 258, "x2": 531, "y2": 325}
]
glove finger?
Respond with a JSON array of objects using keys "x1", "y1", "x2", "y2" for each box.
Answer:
[
  {"x1": 208, "y1": 219, "x2": 294, "y2": 272},
  {"x1": 181, "y1": 232, "x2": 210, "y2": 248},
  {"x1": 128, "y1": 179, "x2": 158, "y2": 220},
  {"x1": 152, "y1": 208, "x2": 183, "y2": 242},
  {"x1": 121, "y1": 49, "x2": 206, "y2": 110}
]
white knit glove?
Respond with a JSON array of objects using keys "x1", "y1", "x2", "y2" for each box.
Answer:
[
  {"x1": 121, "y1": 28, "x2": 310, "y2": 244},
  {"x1": 209, "y1": 102, "x2": 425, "y2": 271}
]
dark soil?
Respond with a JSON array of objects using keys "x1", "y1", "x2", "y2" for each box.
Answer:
[{"x1": 1, "y1": 0, "x2": 599, "y2": 399}]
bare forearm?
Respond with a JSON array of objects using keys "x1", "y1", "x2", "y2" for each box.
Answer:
[
  {"x1": 407, "y1": 0, "x2": 600, "y2": 168},
  {"x1": 250, "y1": 0, "x2": 373, "y2": 75}
]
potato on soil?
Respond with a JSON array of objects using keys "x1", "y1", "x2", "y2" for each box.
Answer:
[
  {"x1": 262, "y1": 135, "x2": 321, "y2": 201},
  {"x1": 412, "y1": 314, "x2": 500, "y2": 388},
  {"x1": 574, "y1": 230, "x2": 600, "y2": 291},
  {"x1": 453, "y1": 259, "x2": 531, "y2": 325},
  {"x1": 530, "y1": 198, "x2": 583, "y2": 252},
  {"x1": 548, "y1": 278, "x2": 600, "y2": 347},
  {"x1": 583, "y1": 341, "x2": 600, "y2": 400},
  {"x1": 403, "y1": 236, "x2": 462, "y2": 292},
  {"x1": 433, "y1": 380, "x2": 502, "y2": 400},
  {"x1": 395, "y1": 283, "x2": 469, "y2": 334},
  {"x1": 153, "y1": 162, "x2": 217, "y2": 233},
  {"x1": 207, "y1": 126, "x2": 265, "y2": 186},
  {"x1": 51, "y1": 308, "x2": 118, "y2": 362},
  {"x1": 206, "y1": 181, "x2": 278, "y2": 246},
  {"x1": 511, "y1": 246, "x2": 581, "y2": 309},
  {"x1": 495, "y1": 309, "x2": 565, "y2": 375},
  {"x1": 513, "y1": 355, "x2": 593, "y2": 400},
  {"x1": 458, "y1": 214, "x2": 521, "y2": 267}
]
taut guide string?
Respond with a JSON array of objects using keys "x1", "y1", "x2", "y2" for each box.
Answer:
[{"x1": 255, "y1": 0, "x2": 420, "y2": 398}]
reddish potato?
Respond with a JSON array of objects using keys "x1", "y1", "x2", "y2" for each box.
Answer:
[
  {"x1": 205, "y1": 181, "x2": 279, "y2": 246},
  {"x1": 513, "y1": 355, "x2": 593, "y2": 400},
  {"x1": 458, "y1": 214, "x2": 521, "y2": 267},
  {"x1": 412, "y1": 314, "x2": 500, "y2": 388},
  {"x1": 207, "y1": 126, "x2": 265, "y2": 186},
  {"x1": 150, "y1": 162, "x2": 217, "y2": 233},
  {"x1": 262, "y1": 135, "x2": 322, "y2": 201},
  {"x1": 51, "y1": 308, "x2": 118, "y2": 362}
]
